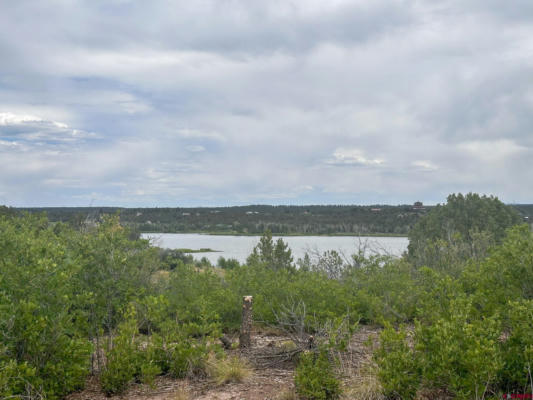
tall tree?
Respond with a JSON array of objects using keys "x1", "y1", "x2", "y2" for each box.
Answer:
[
  {"x1": 247, "y1": 230, "x2": 293, "y2": 270},
  {"x1": 407, "y1": 193, "x2": 523, "y2": 272}
]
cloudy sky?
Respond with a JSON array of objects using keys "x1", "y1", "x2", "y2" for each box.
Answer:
[{"x1": 1, "y1": 0, "x2": 532, "y2": 207}]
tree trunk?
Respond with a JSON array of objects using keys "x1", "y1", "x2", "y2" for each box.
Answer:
[{"x1": 239, "y1": 295, "x2": 253, "y2": 348}]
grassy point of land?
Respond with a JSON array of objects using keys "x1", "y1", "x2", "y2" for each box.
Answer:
[{"x1": 176, "y1": 248, "x2": 221, "y2": 253}]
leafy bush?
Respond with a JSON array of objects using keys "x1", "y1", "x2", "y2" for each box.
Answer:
[
  {"x1": 167, "y1": 339, "x2": 213, "y2": 378},
  {"x1": 227, "y1": 265, "x2": 356, "y2": 329},
  {"x1": 217, "y1": 256, "x2": 240, "y2": 270},
  {"x1": 415, "y1": 299, "x2": 502, "y2": 399},
  {"x1": 140, "y1": 362, "x2": 162, "y2": 388},
  {"x1": 408, "y1": 193, "x2": 522, "y2": 271},
  {"x1": 295, "y1": 350, "x2": 341, "y2": 400},
  {"x1": 101, "y1": 306, "x2": 221, "y2": 394},
  {"x1": 347, "y1": 257, "x2": 418, "y2": 323},
  {"x1": 374, "y1": 324, "x2": 419, "y2": 399},
  {"x1": 0, "y1": 213, "x2": 92, "y2": 399},
  {"x1": 498, "y1": 299, "x2": 533, "y2": 391},
  {"x1": 0, "y1": 360, "x2": 38, "y2": 399},
  {"x1": 100, "y1": 313, "x2": 142, "y2": 394},
  {"x1": 72, "y1": 215, "x2": 159, "y2": 339}
]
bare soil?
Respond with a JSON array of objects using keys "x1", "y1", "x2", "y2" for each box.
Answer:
[{"x1": 67, "y1": 326, "x2": 381, "y2": 400}]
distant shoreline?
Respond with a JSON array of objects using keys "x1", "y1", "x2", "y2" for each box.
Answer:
[{"x1": 142, "y1": 231, "x2": 408, "y2": 238}]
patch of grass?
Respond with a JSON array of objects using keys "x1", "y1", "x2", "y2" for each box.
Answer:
[
  {"x1": 257, "y1": 325, "x2": 285, "y2": 336},
  {"x1": 277, "y1": 340, "x2": 298, "y2": 352},
  {"x1": 276, "y1": 388, "x2": 298, "y2": 400},
  {"x1": 342, "y1": 363, "x2": 385, "y2": 400},
  {"x1": 177, "y1": 248, "x2": 220, "y2": 253},
  {"x1": 207, "y1": 355, "x2": 252, "y2": 385},
  {"x1": 172, "y1": 388, "x2": 190, "y2": 400}
]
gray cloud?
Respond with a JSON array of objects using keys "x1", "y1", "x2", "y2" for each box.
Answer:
[{"x1": 0, "y1": 0, "x2": 532, "y2": 206}]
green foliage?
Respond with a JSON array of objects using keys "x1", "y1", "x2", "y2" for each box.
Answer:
[
  {"x1": 227, "y1": 265, "x2": 355, "y2": 328},
  {"x1": 374, "y1": 324, "x2": 419, "y2": 399},
  {"x1": 2, "y1": 195, "x2": 531, "y2": 399},
  {"x1": 101, "y1": 305, "x2": 221, "y2": 394},
  {"x1": 309, "y1": 250, "x2": 345, "y2": 280},
  {"x1": 159, "y1": 248, "x2": 193, "y2": 270},
  {"x1": 166, "y1": 336, "x2": 217, "y2": 378},
  {"x1": 376, "y1": 307, "x2": 503, "y2": 400},
  {"x1": 347, "y1": 257, "x2": 418, "y2": 323},
  {"x1": 73, "y1": 215, "x2": 159, "y2": 339},
  {"x1": 0, "y1": 360, "x2": 38, "y2": 399},
  {"x1": 374, "y1": 226, "x2": 533, "y2": 398},
  {"x1": 100, "y1": 312, "x2": 141, "y2": 394},
  {"x1": 408, "y1": 193, "x2": 522, "y2": 271},
  {"x1": 217, "y1": 256, "x2": 240, "y2": 269},
  {"x1": 464, "y1": 225, "x2": 533, "y2": 315},
  {"x1": 163, "y1": 262, "x2": 240, "y2": 330},
  {"x1": 246, "y1": 230, "x2": 294, "y2": 270},
  {"x1": 498, "y1": 299, "x2": 533, "y2": 391},
  {"x1": 22, "y1": 204, "x2": 428, "y2": 235},
  {"x1": 295, "y1": 350, "x2": 341, "y2": 400},
  {"x1": 415, "y1": 299, "x2": 503, "y2": 399},
  {"x1": 0, "y1": 213, "x2": 92, "y2": 399}
]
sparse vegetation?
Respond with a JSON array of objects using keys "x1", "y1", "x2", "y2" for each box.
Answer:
[
  {"x1": 277, "y1": 389, "x2": 299, "y2": 400},
  {"x1": 172, "y1": 388, "x2": 191, "y2": 400},
  {"x1": 207, "y1": 355, "x2": 252, "y2": 385}
]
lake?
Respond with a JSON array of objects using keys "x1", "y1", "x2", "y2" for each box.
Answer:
[{"x1": 141, "y1": 233, "x2": 409, "y2": 265}]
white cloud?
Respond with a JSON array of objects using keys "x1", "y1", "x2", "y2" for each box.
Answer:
[
  {"x1": 412, "y1": 160, "x2": 438, "y2": 171},
  {"x1": 327, "y1": 147, "x2": 384, "y2": 166},
  {"x1": 0, "y1": 111, "x2": 95, "y2": 143},
  {"x1": 0, "y1": 112, "x2": 44, "y2": 125}
]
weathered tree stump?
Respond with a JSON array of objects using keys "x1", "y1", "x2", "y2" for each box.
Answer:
[{"x1": 239, "y1": 295, "x2": 253, "y2": 348}]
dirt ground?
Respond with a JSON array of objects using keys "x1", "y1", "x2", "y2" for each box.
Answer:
[{"x1": 67, "y1": 326, "x2": 381, "y2": 400}]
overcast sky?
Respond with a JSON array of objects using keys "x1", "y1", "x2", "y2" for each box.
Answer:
[{"x1": 1, "y1": 0, "x2": 532, "y2": 207}]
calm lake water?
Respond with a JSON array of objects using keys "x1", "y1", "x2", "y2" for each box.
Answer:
[{"x1": 142, "y1": 233, "x2": 409, "y2": 265}]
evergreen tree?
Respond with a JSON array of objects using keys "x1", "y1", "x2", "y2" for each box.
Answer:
[{"x1": 247, "y1": 230, "x2": 293, "y2": 270}]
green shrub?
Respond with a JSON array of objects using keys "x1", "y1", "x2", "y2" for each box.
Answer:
[
  {"x1": 100, "y1": 306, "x2": 221, "y2": 393},
  {"x1": 407, "y1": 193, "x2": 522, "y2": 271},
  {"x1": 0, "y1": 214, "x2": 92, "y2": 399},
  {"x1": 227, "y1": 265, "x2": 356, "y2": 329},
  {"x1": 140, "y1": 362, "x2": 162, "y2": 388},
  {"x1": 374, "y1": 324, "x2": 420, "y2": 399},
  {"x1": 295, "y1": 350, "x2": 341, "y2": 400},
  {"x1": 0, "y1": 360, "x2": 38, "y2": 399},
  {"x1": 415, "y1": 299, "x2": 502, "y2": 399},
  {"x1": 100, "y1": 316, "x2": 141, "y2": 395},
  {"x1": 347, "y1": 258, "x2": 418, "y2": 324},
  {"x1": 499, "y1": 299, "x2": 533, "y2": 391},
  {"x1": 375, "y1": 301, "x2": 504, "y2": 399},
  {"x1": 168, "y1": 340, "x2": 202, "y2": 378}
]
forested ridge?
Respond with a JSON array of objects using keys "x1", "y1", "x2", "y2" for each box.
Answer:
[
  {"x1": 16, "y1": 203, "x2": 533, "y2": 235},
  {"x1": 18, "y1": 204, "x2": 428, "y2": 235},
  {"x1": 1, "y1": 194, "x2": 533, "y2": 399}
]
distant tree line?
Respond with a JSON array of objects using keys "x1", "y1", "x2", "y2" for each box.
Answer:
[
  {"x1": 17, "y1": 204, "x2": 431, "y2": 235},
  {"x1": 13, "y1": 203, "x2": 532, "y2": 236}
]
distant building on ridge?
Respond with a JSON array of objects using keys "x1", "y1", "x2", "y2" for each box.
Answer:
[{"x1": 413, "y1": 201, "x2": 425, "y2": 210}]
